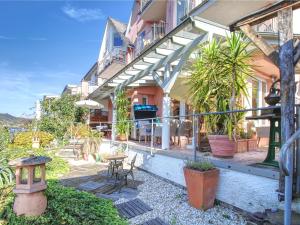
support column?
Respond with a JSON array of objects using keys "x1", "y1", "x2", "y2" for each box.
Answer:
[
  {"x1": 278, "y1": 7, "x2": 295, "y2": 224},
  {"x1": 162, "y1": 93, "x2": 171, "y2": 150}
]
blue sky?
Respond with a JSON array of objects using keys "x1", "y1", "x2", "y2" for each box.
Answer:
[{"x1": 0, "y1": 1, "x2": 132, "y2": 117}]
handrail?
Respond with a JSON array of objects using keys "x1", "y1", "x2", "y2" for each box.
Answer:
[{"x1": 279, "y1": 128, "x2": 300, "y2": 176}]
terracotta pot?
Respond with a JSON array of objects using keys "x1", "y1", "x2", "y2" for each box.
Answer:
[
  {"x1": 184, "y1": 167, "x2": 219, "y2": 210},
  {"x1": 118, "y1": 134, "x2": 127, "y2": 141},
  {"x1": 208, "y1": 135, "x2": 235, "y2": 158},
  {"x1": 235, "y1": 139, "x2": 248, "y2": 153},
  {"x1": 247, "y1": 139, "x2": 258, "y2": 151}
]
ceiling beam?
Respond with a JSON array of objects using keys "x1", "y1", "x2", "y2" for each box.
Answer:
[{"x1": 240, "y1": 24, "x2": 279, "y2": 66}]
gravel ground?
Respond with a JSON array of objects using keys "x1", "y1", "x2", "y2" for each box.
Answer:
[{"x1": 115, "y1": 169, "x2": 247, "y2": 225}]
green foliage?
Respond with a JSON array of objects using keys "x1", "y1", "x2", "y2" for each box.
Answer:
[
  {"x1": 0, "y1": 159, "x2": 14, "y2": 188},
  {"x1": 189, "y1": 33, "x2": 252, "y2": 138},
  {"x1": 68, "y1": 123, "x2": 100, "y2": 138},
  {"x1": 116, "y1": 90, "x2": 131, "y2": 136},
  {"x1": 1, "y1": 180, "x2": 127, "y2": 225},
  {"x1": 0, "y1": 125, "x2": 10, "y2": 151},
  {"x1": 185, "y1": 159, "x2": 215, "y2": 172},
  {"x1": 12, "y1": 131, "x2": 54, "y2": 148},
  {"x1": 0, "y1": 148, "x2": 69, "y2": 180},
  {"x1": 39, "y1": 95, "x2": 88, "y2": 139}
]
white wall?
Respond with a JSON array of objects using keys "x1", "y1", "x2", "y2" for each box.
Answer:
[{"x1": 123, "y1": 147, "x2": 279, "y2": 213}]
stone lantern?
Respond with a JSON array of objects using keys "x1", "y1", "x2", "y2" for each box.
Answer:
[{"x1": 9, "y1": 156, "x2": 52, "y2": 216}]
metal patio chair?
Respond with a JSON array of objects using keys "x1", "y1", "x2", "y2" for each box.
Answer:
[{"x1": 116, "y1": 154, "x2": 137, "y2": 189}]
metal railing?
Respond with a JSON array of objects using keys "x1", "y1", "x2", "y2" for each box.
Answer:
[
  {"x1": 135, "y1": 21, "x2": 166, "y2": 55},
  {"x1": 98, "y1": 47, "x2": 127, "y2": 73},
  {"x1": 253, "y1": 18, "x2": 278, "y2": 33}
]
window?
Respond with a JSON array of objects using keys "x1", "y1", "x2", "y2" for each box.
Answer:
[
  {"x1": 113, "y1": 33, "x2": 123, "y2": 47},
  {"x1": 177, "y1": 0, "x2": 188, "y2": 25},
  {"x1": 142, "y1": 96, "x2": 148, "y2": 105}
]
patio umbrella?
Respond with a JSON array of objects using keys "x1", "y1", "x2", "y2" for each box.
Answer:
[
  {"x1": 75, "y1": 99, "x2": 104, "y2": 109},
  {"x1": 75, "y1": 99, "x2": 104, "y2": 126}
]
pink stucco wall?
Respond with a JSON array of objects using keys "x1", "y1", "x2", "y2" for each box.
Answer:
[{"x1": 108, "y1": 86, "x2": 164, "y2": 122}]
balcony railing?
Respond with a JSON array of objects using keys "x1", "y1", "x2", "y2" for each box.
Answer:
[
  {"x1": 135, "y1": 21, "x2": 166, "y2": 55},
  {"x1": 98, "y1": 47, "x2": 127, "y2": 73},
  {"x1": 140, "y1": 0, "x2": 152, "y2": 13},
  {"x1": 253, "y1": 18, "x2": 278, "y2": 33}
]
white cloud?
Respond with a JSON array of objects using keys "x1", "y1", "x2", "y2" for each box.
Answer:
[
  {"x1": 0, "y1": 66, "x2": 81, "y2": 116},
  {"x1": 62, "y1": 5, "x2": 105, "y2": 22},
  {"x1": 0, "y1": 35, "x2": 15, "y2": 40},
  {"x1": 27, "y1": 37, "x2": 48, "y2": 41}
]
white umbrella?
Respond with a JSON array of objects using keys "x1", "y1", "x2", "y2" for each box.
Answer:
[{"x1": 75, "y1": 99, "x2": 104, "y2": 109}]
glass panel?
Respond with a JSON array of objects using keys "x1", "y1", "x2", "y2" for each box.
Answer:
[
  {"x1": 33, "y1": 166, "x2": 42, "y2": 183},
  {"x1": 20, "y1": 168, "x2": 28, "y2": 184},
  {"x1": 177, "y1": 0, "x2": 188, "y2": 25}
]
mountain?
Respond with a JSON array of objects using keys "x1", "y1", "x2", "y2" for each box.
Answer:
[{"x1": 0, "y1": 113, "x2": 31, "y2": 127}]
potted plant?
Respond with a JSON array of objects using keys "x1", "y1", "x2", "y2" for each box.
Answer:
[
  {"x1": 189, "y1": 33, "x2": 252, "y2": 158},
  {"x1": 116, "y1": 90, "x2": 131, "y2": 141},
  {"x1": 183, "y1": 159, "x2": 219, "y2": 210}
]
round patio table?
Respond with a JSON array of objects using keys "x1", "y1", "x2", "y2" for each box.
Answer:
[{"x1": 104, "y1": 154, "x2": 128, "y2": 178}]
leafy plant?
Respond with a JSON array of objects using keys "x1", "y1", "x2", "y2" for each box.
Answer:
[
  {"x1": 0, "y1": 159, "x2": 14, "y2": 188},
  {"x1": 189, "y1": 33, "x2": 252, "y2": 139},
  {"x1": 0, "y1": 125, "x2": 10, "y2": 151},
  {"x1": 39, "y1": 94, "x2": 88, "y2": 139},
  {"x1": 115, "y1": 90, "x2": 131, "y2": 137},
  {"x1": 13, "y1": 131, "x2": 54, "y2": 148},
  {"x1": 185, "y1": 159, "x2": 215, "y2": 172},
  {"x1": 1, "y1": 180, "x2": 127, "y2": 225}
]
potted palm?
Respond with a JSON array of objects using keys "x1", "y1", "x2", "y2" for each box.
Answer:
[
  {"x1": 116, "y1": 90, "x2": 131, "y2": 141},
  {"x1": 189, "y1": 33, "x2": 252, "y2": 158},
  {"x1": 183, "y1": 159, "x2": 219, "y2": 210}
]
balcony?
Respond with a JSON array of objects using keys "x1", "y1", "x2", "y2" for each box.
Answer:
[
  {"x1": 135, "y1": 21, "x2": 166, "y2": 56},
  {"x1": 140, "y1": 0, "x2": 167, "y2": 21},
  {"x1": 98, "y1": 47, "x2": 127, "y2": 80}
]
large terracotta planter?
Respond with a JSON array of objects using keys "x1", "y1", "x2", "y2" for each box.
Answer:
[
  {"x1": 118, "y1": 134, "x2": 127, "y2": 141},
  {"x1": 208, "y1": 135, "x2": 235, "y2": 158},
  {"x1": 184, "y1": 167, "x2": 219, "y2": 210}
]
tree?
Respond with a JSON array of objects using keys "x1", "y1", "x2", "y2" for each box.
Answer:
[
  {"x1": 115, "y1": 90, "x2": 131, "y2": 138},
  {"x1": 189, "y1": 33, "x2": 252, "y2": 139},
  {"x1": 39, "y1": 94, "x2": 88, "y2": 139}
]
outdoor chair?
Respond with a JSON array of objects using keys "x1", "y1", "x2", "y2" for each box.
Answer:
[
  {"x1": 154, "y1": 125, "x2": 162, "y2": 145},
  {"x1": 138, "y1": 121, "x2": 151, "y2": 143},
  {"x1": 178, "y1": 120, "x2": 192, "y2": 147},
  {"x1": 116, "y1": 154, "x2": 137, "y2": 191},
  {"x1": 170, "y1": 119, "x2": 179, "y2": 144}
]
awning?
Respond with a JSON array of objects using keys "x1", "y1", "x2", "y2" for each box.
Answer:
[{"x1": 89, "y1": 16, "x2": 229, "y2": 100}]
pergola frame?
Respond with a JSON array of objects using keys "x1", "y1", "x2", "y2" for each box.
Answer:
[
  {"x1": 89, "y1": 16, "x2": 230, "y2": 149},
  {"x1": 230, "y1": 1, "x2": 300, "y2": 224}
]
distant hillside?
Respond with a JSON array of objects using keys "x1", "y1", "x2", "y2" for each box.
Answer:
[{"x1": 0, "y1": 113, "x2": 31, "y2": 127}]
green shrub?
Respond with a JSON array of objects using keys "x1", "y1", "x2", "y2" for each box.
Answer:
[
  {"x1": 0, "y1": 126, "x2": 10, "y2": 151},
  {"x1": 13, "y1": 131, "x2": 54, "y2": 148},
  {"x1": 1, "y1": 181, "x2": 127, "y2": 225},
  {"x1": 185, "y1": 159, "x2": 215, "y2": 172}
]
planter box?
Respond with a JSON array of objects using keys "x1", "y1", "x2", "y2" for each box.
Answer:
[
  {"x1": 235, "y1": 139, "x2": 248, "y2": 153},
  {"x1": 184, "y1": 167, "x2": 219, "y2": 210},
  {"x1": 247, "y1": 139, "x2": 258, "y2": 151}
]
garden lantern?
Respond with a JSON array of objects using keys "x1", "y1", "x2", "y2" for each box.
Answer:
[{"x1": 9, "y1": 156, "x2": 52, "y2": 216}]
